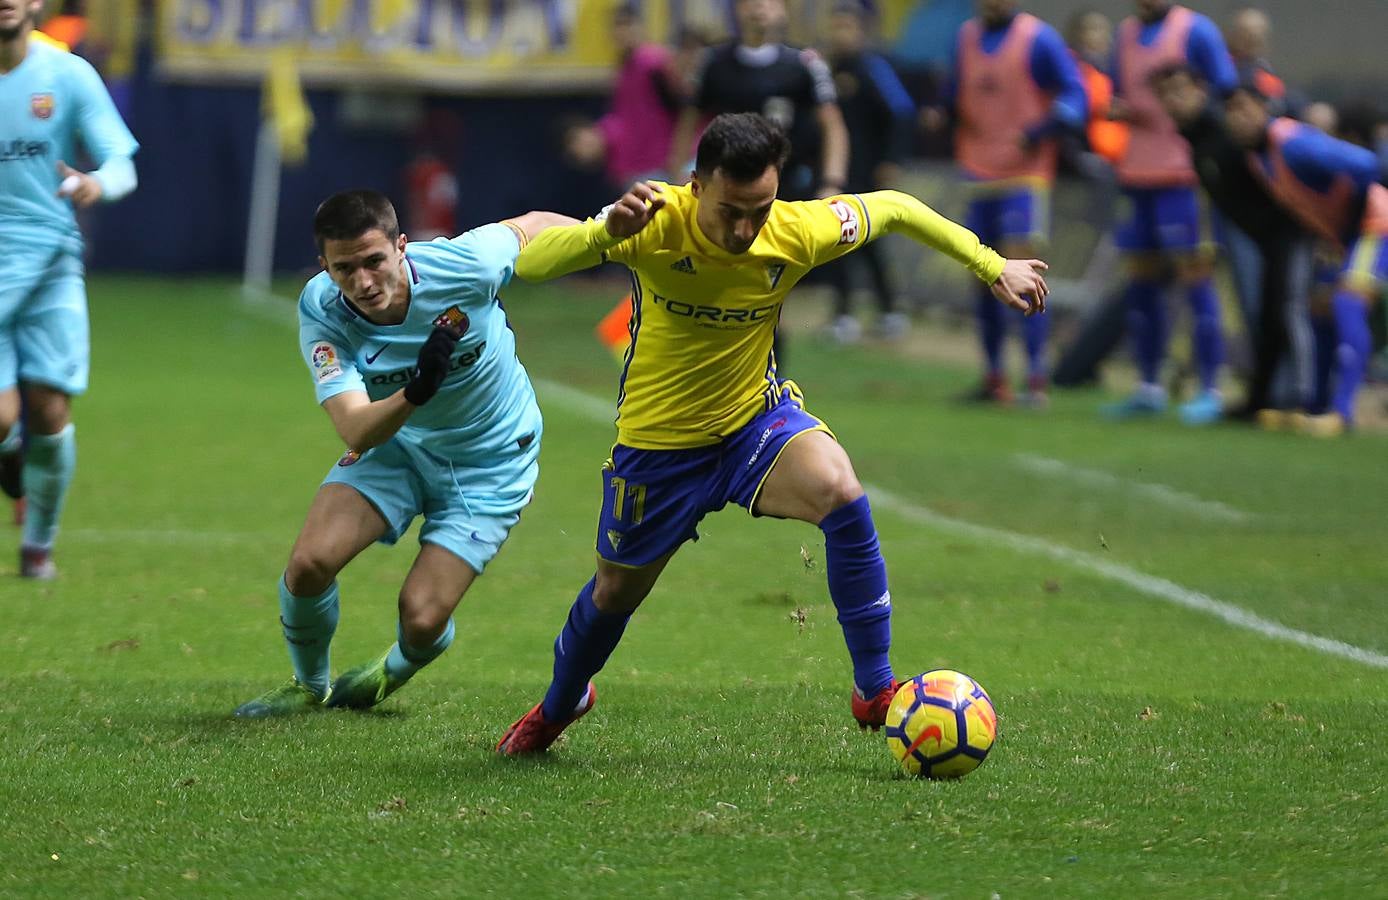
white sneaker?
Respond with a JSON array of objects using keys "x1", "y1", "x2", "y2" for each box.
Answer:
[
  {"x1": 20, "y1": 545, "x2": 56, "y2": 580},
  {"x1": 828, "y1": 315, "x2": 862, "y2": 345},
  {"x1": 875, "y1": 312, "x2": 909, "y2": 341}
]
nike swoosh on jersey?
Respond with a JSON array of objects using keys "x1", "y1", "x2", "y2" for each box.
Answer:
[{"x1": 364, "y1": 344, "x2": 390, "y2": 364}]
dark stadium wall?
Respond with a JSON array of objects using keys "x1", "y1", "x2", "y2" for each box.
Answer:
[{"x1": 88, "y1": 55, "x2": 610, "y2": 274}]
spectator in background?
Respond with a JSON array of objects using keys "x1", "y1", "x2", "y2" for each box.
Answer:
[
  {"x1": 892, "y1": 0, "x2": 972, "y2": 154},
  {"x1": 1225, "y1": 6, "x2": 1299, "y2": 116},
  {"x1": 666, "y1": 0, "x2": 850, "y2": 370},
  {"x1": 668, "y1": 0, "x2": 849, "y2": 200},
  {"x1": 1303, "y1": 101, "x2": 1339, "y2": 135},
  {"x1": 404, "y1": 111, "x2": 462, "y2": 242},
  {"x1": 561, "y1": 4, "x2": 683, "y2": 190},
  {"x1": 671, "y1": 23, "x2": 715, "y2": 99},
  {"x1": 1151, "y1": 63, "x2": 1313, "y2": 424},
  {"x1": 1067, "y1": 9, "x2": 1128, "y2": 167},
  {"x1": 403, "y1": 153, "x2": 459, "y2": 243},
  {"x1": 1104, "y1": 0, "x2": 1237, "y2": 426},
  {"x1": 821, "y1": 2, "x2": 916, "y2": 344},
  {"x1": 935, "y1": 0, "x2": 1086, "y2": 407},
  {"x1": 1227, "y1": 84, "x2": 1388, "y2": 436}
]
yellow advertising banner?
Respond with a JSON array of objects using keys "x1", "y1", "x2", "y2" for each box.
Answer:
[{"x1": 157, "y1": 0, "x2": 916, "y2": 93}]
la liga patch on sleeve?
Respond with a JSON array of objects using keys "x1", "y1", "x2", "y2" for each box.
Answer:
[{"x1": 311, "y1": 342, "x2": 343, "y2": 383}]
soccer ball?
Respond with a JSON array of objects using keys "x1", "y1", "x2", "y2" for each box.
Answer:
[{"x1": 884, "y1": 670, "x2": 997, "y2": 779}]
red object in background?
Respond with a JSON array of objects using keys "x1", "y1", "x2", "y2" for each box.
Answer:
[
  {"x1": 404, "y1": 155, "x2": 459, "y2": 241},
  {"x1": 595, "y1": 295, "x2": 634, "y2": 363},
  {"x1": 40, "y1": 14, "x2": 88, "y2": 50},
  {"x1": 1253, "y1": 66, "x2": 1286, "y2": 101},
  {"x1": 1075, "y1": 56, "x2": 1129, "y2": 165}
]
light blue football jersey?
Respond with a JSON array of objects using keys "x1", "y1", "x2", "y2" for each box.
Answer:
[
  {"x1": 297, "y1": 224, "x2": 542, "y2": 464},
  {"x1": 0, "y1": 38, "x2": 138, "y2": 252}
]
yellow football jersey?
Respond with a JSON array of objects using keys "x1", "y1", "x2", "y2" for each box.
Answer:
[{"x1": 517, "y1": 183, "x2": 1004, "y2": 449}]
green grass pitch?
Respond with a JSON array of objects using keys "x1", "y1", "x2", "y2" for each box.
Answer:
[{"x1": 2, "y1": 276, "x2": 1385, "y2": 897}]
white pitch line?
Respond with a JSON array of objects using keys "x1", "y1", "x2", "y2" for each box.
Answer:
[
  {"x1": 1011, "y1": 453, "x2": 1253, "y2": 524},
  {"x1": 227, "y1": 297, "x2": 1388, "y2": 671},
  {"x1": 865, "y1": 487, "x2": 1388, "y2": 670},
  {"x1": 531, "y1": 378, "x2": 1388, "y2": 672}
]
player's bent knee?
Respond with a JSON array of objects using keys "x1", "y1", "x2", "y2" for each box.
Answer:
[
  {"x1": 397, "y1": 597, "x2": 450, "y2": 644},
  {"x1": 284, "y1": 547, "x2": 340, "y2": 597},
  {"x1": 1336, "y1": 281, "x2": 1376, "y2": 305},
  {"x1": 822, "y1": 469, "x2": 865, "y2": 516},
  {"x1": 591, "y1": 571, "x2": 649, "y2": 615},
  {"x1": 1174, "y1": 255, "x2": 1214, "y2": 285},
  {"x1": 1123, "y1": 255, "x2": 1163, "y2": 280},
  {"x1": 22, "y1": 387, "x2": 72, "y2": 435}
]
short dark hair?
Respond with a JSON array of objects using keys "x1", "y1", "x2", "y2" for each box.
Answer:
[
  {"x1": 313, "y1": 189, "x2": 400, "y2": 253},
  {"x1": 694, "y1": 113, "x2": 791, "y2": 182},
  {"x1": 1226, "y1": 81, "x2": 1270, "y2": 104},
  {"x1": 1148, "y1": 61, "x2": 1204, "y2": 89}
]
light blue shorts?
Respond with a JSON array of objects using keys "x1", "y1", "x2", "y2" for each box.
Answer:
[
  {"x1": 323, "y1": 435, "x2": 540, "y2": 574},
  {"x1": 0, "y1": 248, "x2": 89, "y2": 395}
]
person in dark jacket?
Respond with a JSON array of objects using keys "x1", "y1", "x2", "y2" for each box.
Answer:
[
  {"x1": 1151, "y1": 62, "x2": 1313, "y2": 421},
  {"x1": 821, "y1": 2, "x2": 917, "y2": 343}
]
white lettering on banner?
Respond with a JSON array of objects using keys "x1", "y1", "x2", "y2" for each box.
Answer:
[
  {"x1": 163, "y1": 0, "x2": 586, "y2": 90},
  {"x1": 162, "y1": 1, "x2": 912, "y2": 93}
]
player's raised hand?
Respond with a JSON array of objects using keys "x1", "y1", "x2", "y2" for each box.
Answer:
[
  {"x1": 55, "y1": 160, "x2": 103, "y2": 208},
  {"x1": 403, "y1": 325, "x2": 463, "y2": 406},
  {"x1": 991, "y1": 259, "x2": 1049, "y2": 316},
  {"x1": 602, "y1": 181, "x2": 666, "y2": 240}
]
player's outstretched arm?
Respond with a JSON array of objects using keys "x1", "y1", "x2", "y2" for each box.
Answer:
[
  {"x1": 501, "y1": 211, "x2": 582, "y2": 249},
  {"x1": 514, "y1": 182, "x2": 666, "y2": 282},
  {"x1": 858, "y1": 190, "x2": 1048, "y2": 314},
  {"x1": 320, "y1": 325, "x2": 464, "y2": 451}
]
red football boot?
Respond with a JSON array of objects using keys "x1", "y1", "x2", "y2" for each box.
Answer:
[
  {"x1": 852, "y1": 679, "x2": 899, "y2": 732},
  {"x1": 496, "y1": 683, "x2": 597, "y2": 756}
]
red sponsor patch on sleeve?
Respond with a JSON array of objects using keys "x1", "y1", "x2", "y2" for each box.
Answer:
[{"x1": 827, "y1": 198, "x2": 860, "y2": 245}]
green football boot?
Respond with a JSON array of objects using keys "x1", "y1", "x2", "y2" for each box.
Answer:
[
  {"x1": 233, "y1": 679, "x2": 329, "y2": 719},
  {"x1": 325, "y1": 651, "x2": 406, "y2": 710}
]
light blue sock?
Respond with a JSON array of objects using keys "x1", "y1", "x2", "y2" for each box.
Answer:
[
  {"x1": 385, "y1": 617, "x2": 455, "y2": 683},
  {"x1": 279, "y1": 576, "x2": 339, "y2": 697},
  {"x1": 21, "y1": 424, "x2": 75, "y2": 550}
]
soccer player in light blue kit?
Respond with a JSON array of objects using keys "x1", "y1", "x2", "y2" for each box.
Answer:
[
  {"x1": 0, "y1": 0, "x2": 138, "y2": 578},
  {"x1": 234, "y1": 190, "x2": 573, "y2": 717}
]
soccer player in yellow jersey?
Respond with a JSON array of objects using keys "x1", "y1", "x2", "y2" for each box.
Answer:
[{"x1": 497, "y1": 113, "x2": 1048, "y2": 754}]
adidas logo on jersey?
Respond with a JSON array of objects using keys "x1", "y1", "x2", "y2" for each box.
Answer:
[{"x1": 670, "y1": 256, "x2": 697, "y2": 274}]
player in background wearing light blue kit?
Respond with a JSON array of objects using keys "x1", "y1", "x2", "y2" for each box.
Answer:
[
  {"x1": 0, "y1": 0, "x2": 138, "y2": 579},
  {"x1": 234, "y1": 191, "x2": 574, "y2": 718}
]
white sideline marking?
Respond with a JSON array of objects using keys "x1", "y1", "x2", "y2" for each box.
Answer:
[
  {"x1": 532, "y1": 378, "x2": 1388, "y2": 671},
  {"x1": 866, "y1": 488, "x2": 1388, "y2": 670},
  {"x1": 226, "y1": 295, "x2": 1388, "y2": 671},
  {"x1": 1011, "y1": 453, "x2": 1253, "y2": 524}
]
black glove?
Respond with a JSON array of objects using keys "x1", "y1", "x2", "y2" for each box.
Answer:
[{"x1": 403, "y1": 325, "x2": 462, "y2": 406}]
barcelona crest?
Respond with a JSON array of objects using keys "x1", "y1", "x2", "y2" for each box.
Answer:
[
  {"x1": 31, "y1": 93, "x2": 55, "y2": 120},
  {"x1": 434, "y1": 305, "x2": 469, "y2": 334}
]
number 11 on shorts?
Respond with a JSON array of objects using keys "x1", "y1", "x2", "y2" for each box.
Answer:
[{"x1": 609, "y1": 476, "x2": 646, "y2": 525}]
